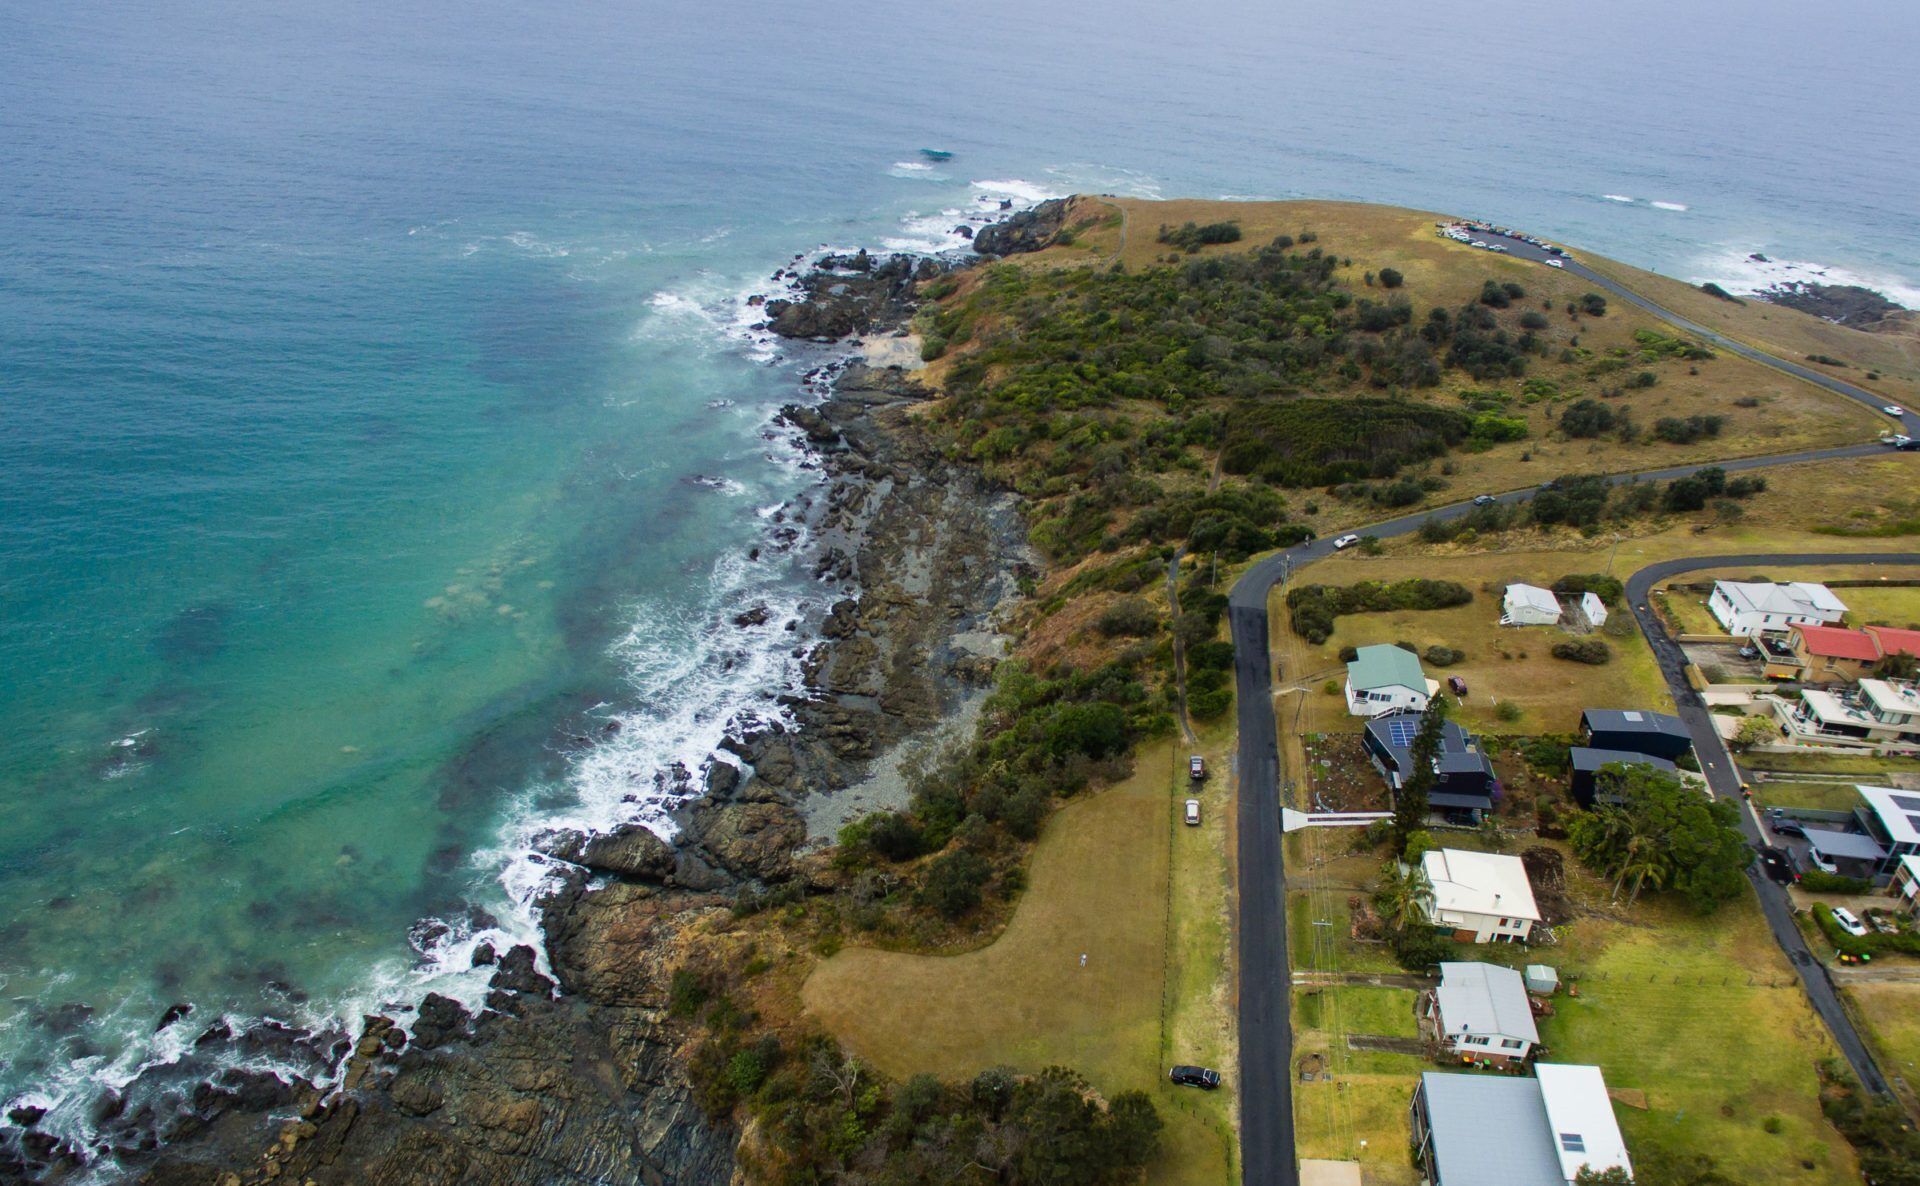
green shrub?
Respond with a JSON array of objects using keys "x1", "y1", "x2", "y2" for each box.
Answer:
[
  {"x1": 1096, "y1": 597, "x2": 1158, "y2": 637},
  {"x1": 1221, "y1": 398, "x2": 1473, "y2": 488},
  {"x1": 1579, "y1": 292, "x2": 1608, "y2": 316},
  {"x1": 1157, "y1": 220, "x2": 1243, "y2": 251},
  {"x1": 917, "y1": 849, "x2": 992, "y2": 918},
  {"x1": 1551, "y1": 639, "x2": 1612, "y2": 665},
  {"x1": 1286, "y1": 579, "x2": 1473, "y2": 642},
  {"x1": 1423, "y1": 646, "x2": 1465, "y2": 666},
  {"x1": 1378, "y1": 267, "x2": 1404, "y2": 288},
  {"x1": 1551, "y1": 573, "x2": 1624, "y2": 605},
  {"x1": 1799, "y1": 870, "x2": 1871, "y2": 895}
]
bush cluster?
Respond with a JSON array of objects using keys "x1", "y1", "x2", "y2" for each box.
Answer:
[
  {"x1": 1156, "y1": 220, "x2": 1242, "y2": 252},
  {"x1": 1285, "y1": 579, "x2": 1474, "y2": 643},
  {"x1": 1653, "y1": 414, "x2": 1725, "y2": 445},
  {"x1": 1551, "y1": 639, "x2": 1612, "y2": 665},
  {"x1": 1220, "y1": 398, "x2": 1473, "y2": 487}
]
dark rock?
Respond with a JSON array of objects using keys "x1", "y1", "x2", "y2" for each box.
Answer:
[
  {"x1": 388, "y1": 1071, "x2": 444, "y2": 1117},
  {"x1": 705, "y1": 758, "x2": 741, "y2": 798},
  {"x1": 576, "y1": 825, "x2": 676, "y2": 883},
  {"x1": 408, "y1": 993, "x2": 471, "y2": 1050},
  {"x1": 1756, "y1": 281, "x2": 1912, "y2": 330},
  {"x1": 471, "y1": 941, "x2": 497, "y2": 967},
  {"x1": 690, "y1": 802, "x2": 806, "y2": 882},
  {"x1": 7, "y1": 1105, "x2": 45, "y2": 1127},
  {"x1": 820, "y1": 598, "x2": 860, "y2": 639},
  {"x1": 974, "y1": 197, "x2": 1069, "y2": 257},
  {"x1": 731, "y1": 604, "x2": 772, "y2": 628},
  {"x1": 953, "y1": 223, "x2": 974, "y2": 239},
  {"x1": 489, "y1": 945, "x2": 555, "y2": 998},
  {"x1": 90, "y1": 1088, "x2": 126, "y2": 1127}
]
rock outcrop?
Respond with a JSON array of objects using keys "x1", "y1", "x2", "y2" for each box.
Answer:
[{"x1": 971, "y1": 197, "x2": 1068, "y2": 257}]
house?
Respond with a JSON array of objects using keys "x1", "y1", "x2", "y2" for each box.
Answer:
[
  {"x1": 1501, "y1": 584, "x2": 1563, "y2": 627},
  {"x1": 1579, "y1": 709, "x2": 1693, "y2": 761},
  {"x1": 1420, "y1": 848, "x2": 1541, "y2": 943},
  {"x1": 1854, "y1": 785, "x2": 1920, "y2": 877},
  {"x1": 1568, "y1": 748, "x2": 1677, "y2": 809},
  {"x1": 1892, "y1": 854, "x2": 1920, "y2": 921},
  {"x1": 1764, "y1": 624, "x2": 1886, "y2": 685},
  {"x1": 1865, "y1": 625, "x2": 1920, "y2": 666},
  {"x1": 1345, "y1": 644, "x2": 1434, "y2": 717},
  {"x1": 1708, "y1": 580, "x2": 1847, "y2": 637},
  {"x1": 1363, "y1": 712, "x2": 1499, "y2": 819},
  {"x1": 1780, "y1": 680, "x2": 1920, "y2": 748},
  {"x1": 1423, "y1": 962, "x2": 1539, "y2": 1064},
  {"x1": 1409, "y1": 1064, "x2": 1632, "y2": 1186},
  {"x1": 1578, "y1": 592, "x2": 1607, "y2": 630}
]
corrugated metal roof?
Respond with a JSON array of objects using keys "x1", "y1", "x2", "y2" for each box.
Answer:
[
  {"x1": 1347, "y1": 644, "x2": 1426, "y2": 692},
  {"x1": 1418, "y1": 1073, "x2": 1564, "y2": 1186},
  {"x1": 1794, "y1": 625, "x2": 1881, "y2": 661},
  {"x1": 1435, "y1": 962, "x2": 1539, "y2": 1046}
]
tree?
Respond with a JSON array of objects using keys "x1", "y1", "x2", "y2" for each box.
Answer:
[
  {"x1": 1378, "y1": 267, "x2": 1404, "y2": 288},
  {"x1": 1575, "y1": 1167, "x2": 1634, "y2": 1186},
  {"x1": 1392, "y1": 701, "x2": 1450, "y2": 842},
  {"x1": 1374, "y1": 859, "x2": 1435, "y2": 934},
  {"x1": 916, "y1": 849, "x2": 991, "y2": 918},
  {"x1": 1102, "y1": 1090, "x2": 1164, "y2": 1168},
  {"x1": 1874, "y1": 650, "x2": 1920, "y2": 681},
  {"x1": 1567, "y1": 764, "x2": 1748, "y2": 911},
  {"x1": 1729, "y1": 714, "x2": 1774, "y2": 752}
]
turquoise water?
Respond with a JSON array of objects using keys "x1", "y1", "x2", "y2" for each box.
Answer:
[{"x1": 2, "y1": 0, "x2": 1916, "y2": 1144}]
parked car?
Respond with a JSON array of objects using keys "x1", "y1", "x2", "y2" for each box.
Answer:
[
  {"x1": 1538, "y1": 479, "x2": 1560, "y2": 491},
  {"x1": 1332, "y1": 533, "x2": 1361, "y2": 550},
  {"x1": 1757, "y1": 847, "x2": 1796, "y2": 885},
  {"x1": 1738, "y1": 645, "x2": 1760, "y2": 660},
  {"x1": 1544, "y1": 259, "x2": 1565, "y2": 268},
  {"x1": 1472, "y1": 494, "x2": 1497, "y2": 506},
  {"x1": 1189, "y1": 754, "x2": 1207, "y2": 780},
  {"x1": 1900, "y1": 438, "x2": 1920, "y2": 452},
  {"x1": 1884, "y1": 405, "x2": 1908, "y2": 417},
  {"x1": 1169, "y1": 1065, "x2": 1221, "y2": 1089},
  {"x1": 1184, "y1": 799, "x2": 1201, "y2": 827},
  {"x1": 1832, "y1": 907, "x2": 1870, "y2": 938},
  {"x1": 1447, "y1": 675, "x2": 1468, "y2": 696},
  {"x1": 1881, "y1": 434, "x2": 1912, "y2": 448},
  {"x1": 1771, "y1": 817, "x2": 1806, "y2": 838}
]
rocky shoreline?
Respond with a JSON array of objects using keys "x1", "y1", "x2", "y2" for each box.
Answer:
[
  {"x1": 1753, "y1": 277, "x2": 1915, "y2": 332},
  {"x1": 0, "y1": 215, "x2": 1054, "y2": 1186}
]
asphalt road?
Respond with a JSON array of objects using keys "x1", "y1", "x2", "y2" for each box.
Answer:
[
  {"x1": 1228, "y1": 449, "x2": 1915, "y2": 1184},
  {"x1": 1622, "y1": 553, "x2": 1920, "y2": 1100},
  {"x1": 1470, "y1": 228, "x2": 1915, "y2": 437}
]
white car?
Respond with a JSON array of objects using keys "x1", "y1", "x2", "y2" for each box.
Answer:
[
  {"x1": 1184, "y1": 799, "x2": 1201, "y2": 827},
  {"x1": 1332, "y1": 534, "x2": 1361, "y2": 550},
  {"x1": 1882, "y1": 435, "x2": 1912, "y2": 448},
  {"x1": 1544, "y1": 259, "x2": 1565, "y2": 269},
  {"x1": 1883, "y1": 405, "x2": 1907, "y2": 417},
  {"x1": 1831, "y1": 907, "x2": 1869, "y2": 938}
]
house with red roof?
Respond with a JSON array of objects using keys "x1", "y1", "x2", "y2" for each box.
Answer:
[
  {"x1": 1865, "y1": 625, "x2": 1920, "y2": 666},
  {"x1": 1764, "y1": 624, "x2": 1885, "y2": 685}
]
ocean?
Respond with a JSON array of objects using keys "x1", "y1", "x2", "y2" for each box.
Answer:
[{"x1": 2, "y1": 0, "x2": 1916, "y2": 1155}]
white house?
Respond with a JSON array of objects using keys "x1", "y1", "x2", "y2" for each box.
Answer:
[
  {"x1": 1501, "y1": 584, "x2": 1562, "y2": 627},
  {"x1": 1411, "y1": 1063, "x2": 1632, "y2": 1186},
  {"x1": 1345, "y1": 644, "x2": 1434, "y2": 717},
  {"x1": 1420, "y1": 848, "x2": 1541, "y2": 943},
  {"x1": 1708, "y1": 580, "x2": 1847, "y2": 637},
  {"x1": 1579, "y1": 592, "x2": 1608, "y2": 629},
  {"x1": 1425, "y1": 962, "x2": 1539, "y2": 1064}
]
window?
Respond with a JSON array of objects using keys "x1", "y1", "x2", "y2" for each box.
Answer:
[
  {"x1": 1501, "y1": 1039, "x2": 1523, "y2": 1050},
  {"x1": 1560, "y1": 1133, "x2": 1586, "y2": 1154}
]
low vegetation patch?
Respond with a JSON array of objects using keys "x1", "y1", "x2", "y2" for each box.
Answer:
[
  {"x1": 1567, "y1": 763, "x2": 1748, "y2": 910},
  {"x1": 1285, "y1": 578, "x2": 1474, "y2": 643}
]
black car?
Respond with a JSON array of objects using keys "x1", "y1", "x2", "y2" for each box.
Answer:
[
  {"x1": 1757, "y1": 847, "x2": 1796, "y2": 885},
  {"x1": 1771, "y1": 818, "x2": 1806, "y2": 838},
  {"x1": 1170, "y1": 1065, "x2": 1221, "y2": 1090},
  {"x1": 1900, "y1": 438, "x2": 1920, "y2": 452}
]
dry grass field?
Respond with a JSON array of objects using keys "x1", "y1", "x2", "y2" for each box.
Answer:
[
  {"x1": 802, "y1": 738, "x2": 1238, "y2": 1185},
  {"x1": 1842, "y1": 981, "x2": 1920, "y2": 1114}
]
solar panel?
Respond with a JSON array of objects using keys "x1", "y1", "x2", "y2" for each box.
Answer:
[
  {"x1": 1387, "y1": 719, "x2": 1419, "y2": 746},
  {"x1": 1892, "y1": 794, "x2": 1920, "y2": 812},
  {"x1": 1907, "y1": 814, "x2": 1920, "y2": 835},
  {"x1": 1560, "y1": 1134, "x2": 1586, "y2": 1153},
  {"x1": 1623, "y1": 711, "x2": 1643, "y2": 721}
]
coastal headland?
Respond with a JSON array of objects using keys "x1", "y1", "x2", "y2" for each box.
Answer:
[{"x1": 9, "y1": 195, "x2": 1919, "y2": 1186}]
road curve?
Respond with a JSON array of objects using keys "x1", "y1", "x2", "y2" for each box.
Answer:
[
  {"x1": 1622, "y1": 552, "x2": 1920, "y2": 1098},
  {"x1": 1228, "y1": 451, "x2": 1913, "y2": 1185},
  {"x1": 1473, "y1": 229, "x2": 1915, "y2": 436}
]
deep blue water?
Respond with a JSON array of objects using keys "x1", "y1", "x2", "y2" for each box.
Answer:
[{"x1": 2, "y1": 0, "x2": 1916, "y2": 1146}]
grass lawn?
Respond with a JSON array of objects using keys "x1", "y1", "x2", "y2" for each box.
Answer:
[
  {"x1": 1540, "y1": 894, "x2": 1859, "y2": 1185},
  {"x1": 1836, "y1": 583, "x2": 1920, "y2": 630},
  {"x1": 1654, "y1": 586, "x2": 1727, "y2": 637},
  {"x1": 801, "y1": 740, "x2": 1235, "y2": 1185},
  {"x1": 1842, "y1": 982, "x2": 1920, "y2": 1113},
  {"x1": 1751, "y1": 780, "x2": 1868, "y2": 812},
  {"x1": 1744, "y1": 750, "x2": 1920, "y2": 778},
  {"x1": 1268, "y1": 554, "x2": 1673, "y2": 738}
]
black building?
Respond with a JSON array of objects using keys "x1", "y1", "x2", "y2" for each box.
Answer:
[
  {"x1": 1363, "y1": 712, "x2": 1499, "y2": 820},
  {"x1": 1569, "y1": 747, "x2": 1678, "y2": 809},
  {"x1": 1579, "y1": 709, "x2": 1693, "y2": 762}
]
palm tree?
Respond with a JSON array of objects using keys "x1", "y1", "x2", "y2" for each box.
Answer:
[
  {"x1": 1376, "y1": 860, "x2": 1435, "y2": 934},
  {"x1": 1622, "y1": 842, "x2": 1669, "y2": 908}
]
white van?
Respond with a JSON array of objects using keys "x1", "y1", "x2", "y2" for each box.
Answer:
[
  {"x1": 1184, "y1": 799, "x2": 1201, "y2": 827},
  {"x1": 1831, "y1": 907, "x2": 1869, "y2": 938}
]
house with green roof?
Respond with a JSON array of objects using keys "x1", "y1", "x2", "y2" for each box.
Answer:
[{"x1": 1344, "y1": 643, "x2": 1432, "y2": 717}]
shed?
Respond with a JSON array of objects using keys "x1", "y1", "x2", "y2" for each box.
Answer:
[
  {"x1": 1524, "y1": 964, "x2": 1559, "y2": 995},
  {"x1": 1501, "y1": 583, "x2": 1563, "y2": 627},
  {"x1": 1579, "y1": 591, "x2": 1607, "y2": 629}
]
